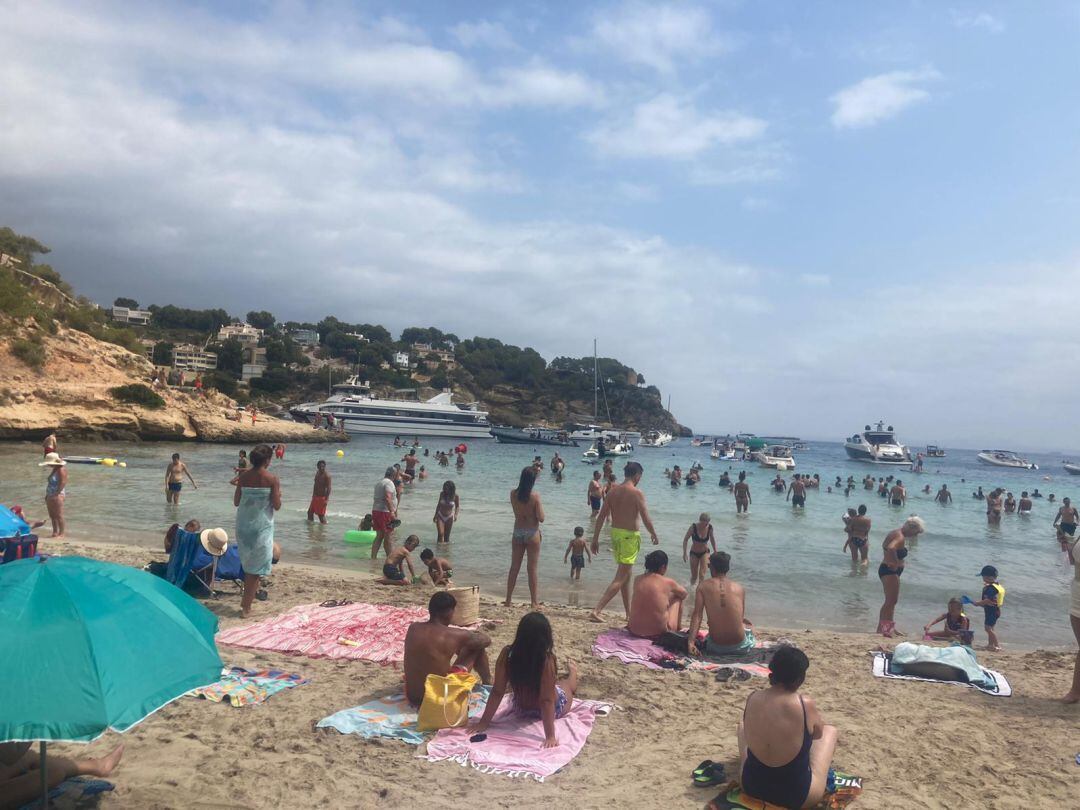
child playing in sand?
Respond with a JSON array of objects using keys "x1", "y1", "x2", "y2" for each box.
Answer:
[
  {"x1": 971, "y1": 565, "x2": 1005, "y2": 651},
  {"x1": 923, "y1": 597, "x2": 974, "y2": 645},
  {"x1": 419, "y1": 548, "x2": 453, "y2": 586},
  {"x1": 563, "y1": 526, "x2": 591, "y2": 580},
  {"x1": 378, "y1": 535, "x2": 419, "y2": 586}
]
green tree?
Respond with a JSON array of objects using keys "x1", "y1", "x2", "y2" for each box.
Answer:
[
  {"x1": 215, "y1": 338, "x2": 244, "y2": 377},
  {"x1": 113, "y1": 297, "x2": 139, "y2": 309},
  {"x1": 246, "y1": 310, "x2": 276, "y2": 331},
  {"x1": 151, "y1": 341, "x2": 174, "y2": 366}
]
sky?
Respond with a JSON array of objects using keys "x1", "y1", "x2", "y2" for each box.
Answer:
[{"x1": 3, "y1": 1, "x2": 1080, "y2": 449}]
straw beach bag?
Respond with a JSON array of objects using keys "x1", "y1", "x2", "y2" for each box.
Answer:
[{"x1": 448, "y1": 585, "x2": 480, "y2": 627}]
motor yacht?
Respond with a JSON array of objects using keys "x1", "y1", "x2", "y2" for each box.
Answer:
[
  {"x1": 976, "y1": 450, "x2": 1038, "y2": 470},
  {"x1": 640, "y1": 430, "x2": 674, "y2": 448},
  {"x1": 843, "y1": 422, "x2": 911, "y2": 465}
]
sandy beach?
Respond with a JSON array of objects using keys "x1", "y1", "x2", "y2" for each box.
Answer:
[{"x1": 28, "y1": 537, "x2": 1078, "y2": 809}]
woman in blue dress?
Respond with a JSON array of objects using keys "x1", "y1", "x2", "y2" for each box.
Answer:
[{"x1": 233, "y1": 444, "x2": 281, "y2": 617}]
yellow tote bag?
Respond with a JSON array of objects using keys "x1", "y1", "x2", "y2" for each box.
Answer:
[{"x1": 416, "y1": 671, "x2": 479, "y2": 731}]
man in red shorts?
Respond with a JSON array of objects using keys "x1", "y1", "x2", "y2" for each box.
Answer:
[
  {"x1": 307, "y1": 460, "x2": 332, "y2": 524},
  {"x1": 371, "y1": 466, "x2": 398, "y2": 559}
]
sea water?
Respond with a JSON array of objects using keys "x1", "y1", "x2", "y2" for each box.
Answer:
[{"x1": 2, "y1": 437, "x2": 1075, "y2": 649}]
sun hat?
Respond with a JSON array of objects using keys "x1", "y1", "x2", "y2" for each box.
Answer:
[
  {"x1": 199, "y1": 528, "x2": 229, "y2": 557},
  {"x1": 39, "y1": 452, "x2": 66, "y2": 467}
]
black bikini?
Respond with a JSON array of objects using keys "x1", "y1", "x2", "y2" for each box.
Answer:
[
  {"x1": 689, "y1": 524, "x2": 711, "y2": 558},
  {"x1": 742, "y1": 695, "x2": 813, "y2": 809},
  {"x1": 877, "y1": 546, "x2": 908, "y2": 578}
]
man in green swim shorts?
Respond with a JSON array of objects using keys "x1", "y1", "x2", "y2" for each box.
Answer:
[{"x1": 589, "y1": 461, "x2": 659, "y2": 622}]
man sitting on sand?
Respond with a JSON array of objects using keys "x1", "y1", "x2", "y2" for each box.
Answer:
[
  {"x1": 1, "y1": 742, "x2": 124, "y2": 810},
  {"x1": 378, "y1": 535, "x2": 419, "y2": 586},
  {"x1": 403, "y1": 592, "x2": 493, "y2": 707},
  {"x1": 628, "y1": 550, "x2": 688, "y2": 638},
  {"x1": 687, "y1": 552, "x2": 754, "y2": 656}
]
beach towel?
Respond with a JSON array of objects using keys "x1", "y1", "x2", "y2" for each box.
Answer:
[
  {"x1": 592, "y1": 629, "x2": 777, "y2": 677},
  {"x1": 421, "y1": 696, "x2": 616, "y2": 782},
  {"x1": 18, "y1": 777, "x2": 114, "y2": 810},
  {"x1": 871, "y1": 652, "x2": 1012, "y2": 697},
  {"x1": 235, "y1": 487, "x2": 275, "y2": 577},
  {"x1": 708, "y1": 772, "x2": 863, "y2": 810},
  {"x1": 189, "y1": 666, "x2": 309, "y2": 707},
  {"x1": 317, "y1": 687, "x2": 491, "y2": 745},
  {"x1": 164, "y1": 527, "x2": 202, "y2": 588}
]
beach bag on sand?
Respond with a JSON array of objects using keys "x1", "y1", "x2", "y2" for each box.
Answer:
[
  {"x1": 417, "y1": 671, "x2": 479, "y2": 731},
  {"x1": 448, "y1": 586, "x2": 480, "y2": 626}
]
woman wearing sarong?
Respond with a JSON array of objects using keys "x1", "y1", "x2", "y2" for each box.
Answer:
[{"x1": 234, "y1": 444, "x2": 281, "y2": 617}]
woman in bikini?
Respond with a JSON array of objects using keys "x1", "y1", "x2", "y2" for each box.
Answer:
[
  {"x1": 433, "y1": 480, "x2": 460, "y2": 543},
  {"x1": 736, "y1": 646, "x2": 838, "y2": 809},
  {"x1": 877, "y1": 516, "x2": 925, "y2": 637},
  {"x1": 469, "y1": 612, "x2": 578, "y2": 749},
  {"x1": 505, "y1": 467, "x2": 544, "y2": 610},
  {"x1": 682, "y1": 512, "x2": 716, "y2": 585}
]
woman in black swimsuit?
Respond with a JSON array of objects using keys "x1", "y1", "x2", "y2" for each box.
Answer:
[
  {"x1": 681, "y1": 512, "x2": 716, "y2": 585},
  {"x1": 877, "y1": 516, "x2": 925, "y2": 637},
  {"x1": 737, "y1": 646, "x2": 838, "y2": 809}
]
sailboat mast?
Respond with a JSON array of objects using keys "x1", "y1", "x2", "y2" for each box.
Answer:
[{"x1": 593, "y1": 338, "x2": 598, "y2": 421}]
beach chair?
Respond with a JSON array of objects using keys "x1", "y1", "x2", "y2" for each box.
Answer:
[
  {"x1": 162, "y1": 527, "x2": 219, "y2": 598},
  {"x1": 0, "y1": 505, "x2": 38, "y2": 565}
]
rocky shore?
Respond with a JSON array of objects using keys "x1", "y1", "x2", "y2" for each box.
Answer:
[{"x1": 0, "y1": 323, "x2": 341, "y2": 444}]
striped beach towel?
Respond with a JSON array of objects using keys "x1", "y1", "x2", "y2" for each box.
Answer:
[
  {"x1": 317, "y1": 687, "x2": 490, "y2": 745},
  {"x1": 189, "y1": 667, "x2": 309, "y2": 707}
]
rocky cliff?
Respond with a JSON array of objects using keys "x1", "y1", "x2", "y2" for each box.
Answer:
[{"x1": 0, "y1": 320, "x2": 339, "y2": 444}]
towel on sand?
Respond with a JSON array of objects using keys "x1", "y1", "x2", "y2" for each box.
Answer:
[
  {"x1": 592, "y1": 629, "x2": 776, "y2": 677},
  {"x1": 189, "y1": 667, "x2": 309, "y2": 707},
  {"x1": 18, "y1": 777, "x2": 114, "y2": 810},
  {"x1": 708, "y1": 772, "x2": 863, "y2": 809},
  {"x1": 317, "y1": 687, "x2": 490, "y2": 745},
  {"x1": 421, "y1": 696, "x2": 616, "y2": 782},
  {"x1": 872, "y1": 652, "x2": 1012, "y2": 697}
]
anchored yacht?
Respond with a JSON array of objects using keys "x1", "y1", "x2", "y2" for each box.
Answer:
[
  {"x1": 844, "y1": 422, "x2": 911, "y2": 466},
  {"x1": 976, "y1": 450, "x2": 1038, "y2": 470}
]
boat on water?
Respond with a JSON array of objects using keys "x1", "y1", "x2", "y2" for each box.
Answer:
[
  {"x1": 1064, "y1": 462, "x2": 1080, "y2": 475},
  {"x1": 491, "y1": 426, "x2": 578, "y2": 446},
  {"x1": 925, "y1": 445, "x2": 946, "y2": 458},
  {"x1": 640, "y1": 430, "x2": 674, "y2": 448},
  {"x1": 566, "y1": 423, "x2": 642, "y2": 444},
  {"x1": 844, "y1": 422, "x2": 911, "y2": 466},
  {"x1": 582, "y1": 440, "x2": 634, "y2": 462},
  {"x1": 976, "y1": 450, "x2": 1038, "y2": 470},
  {"x1": 710, "y1": 438, "x2": 736, "y2": 460},
  {"x1": 756, "y1": 444, "x2": 795, "y2": 470},
  {"x1": 733, "y1": 433, "x2": 766, "y2": 453},
  {"x1": 290, "y1": 377, "x2": 492, "y2": 438}
]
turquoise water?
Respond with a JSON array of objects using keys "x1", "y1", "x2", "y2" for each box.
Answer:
[{"x1": 2, "y1": 437, "x2": 1076, "y2": 649}]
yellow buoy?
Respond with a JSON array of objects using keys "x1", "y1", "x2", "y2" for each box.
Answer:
[
  {"x1": 101, "y1": 458, "x2": 116, "y2": 467},
  {"x1": 118, "y1": 462, "x2": 127, "y2": 468},
  {"x1": 336, "y1": 449, "x2": 345, "y2": 457}
]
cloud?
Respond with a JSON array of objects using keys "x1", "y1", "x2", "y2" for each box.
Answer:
[
  {"x1": 951, "y1": 11, "x2": 1005, "y2": 33},
  {"x1": 799, "y1": 273, "x2": 830, "y2": 286},
  {"x1": 830, "y1": 68, "x2": 940, "y2": 129},
  {"x1": 480, "y1": 63, "x2": 606, "y2": 108},
  {"x1": 588, "y1": 2, "x2": 726, "y2": 73},
  {"x1": 449, "y1": 19, "x2": 518, "y2": 50},
  {"x1": 586, "y1": 93, "x2": 766, "y2": 160}
]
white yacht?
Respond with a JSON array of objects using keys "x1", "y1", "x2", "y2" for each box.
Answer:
[
  {"x1": 566, "y1": 423, "x2": 641, "y2": 444},
  {"x1": 582, "y1": 440, "x2": 634, "y2": 462},
  {"x1": 640, "y1": 430, "x2": 674, "y2": 448},
  {"x1": 290, "y1": 378, "x2": 491, "y2": 438},
  {"x1": 757, "y1": 444, "x2": 795, "y2": 470},
  {"x1": 976, "y1": 450, "x2": 1038, "y2": 470},
  {"x1": 844, "y1": 422, "x2": 911, "y2": 465}
]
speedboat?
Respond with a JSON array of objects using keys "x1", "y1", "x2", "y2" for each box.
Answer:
[
  {"x1": 640, "y1": 430, "x2": 674, "y2": 448},
  {"x1": 757, "y1": 444, "x2": 795, "y2": 470},
  {"x1": 1064, "y1": 462, "x2": 1080, "y2": 475},
  {"x1": 582, "y1": 441, "x2": 633, "y2": 462},
  {"x1": 977, "y1": 450, "x2": 1038, "y2": 470},
  {"x1": 843, "y1": 422, "x2": 911, "y2": 465},
  {"x1": 710, "y1": 438, "x2": 736, "y2": 460},
  {"x1": 567, "y1": 423, "x2": 641, "y2": 444},
  {"x1": 925, "y1": 445, "x2": 946, "y2": 458},
  {"x1": 491, "y1": 426, "x2": 578, "y2": 446}
]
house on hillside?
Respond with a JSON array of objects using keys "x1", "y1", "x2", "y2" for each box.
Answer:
[
  {"x1": 290, "y1": 328, "x2": 319, "y2": 347},
  {"x1": 108, "y1": 305, "x2": 152, "y2": 326},
  {"x1": 242, "y1": 346, "x2": 267, "y2": 381},
  {"x1": 393, "y1": 351, "x2": 411, "y2": 369},
  {"x1": 412, "y1": 342, "x2": 456, "y2": 369},
  {"x1": 217, "y1": 322, "x2": 263, "y2": 346},
  {"x1": 172, "y1": 343, "x2": 217, "y2": 372}
]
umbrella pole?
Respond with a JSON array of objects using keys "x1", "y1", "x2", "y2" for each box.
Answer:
[{"x1": 40, "y1": 740, "x2": 48, "y2": 808}]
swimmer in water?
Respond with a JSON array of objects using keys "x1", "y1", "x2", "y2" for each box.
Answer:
[{"x1": 935, "y1": 484, "x2": 952, "y2": 505}]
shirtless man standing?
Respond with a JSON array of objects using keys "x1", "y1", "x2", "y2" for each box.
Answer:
[
  {"x1": 165, "y1": 453, "x2": 197, "y2": 505},
  {"x1": 1018, "y1": 491, "x2": 1033, "y2": 515},
  {"x1": 889, "y1": 480, "x2": 906, "y2": 507},
  {"x1": 589, "y1": 461, "x2": 659, "y2": 622},
  {"x1": 627, "y1": 550, "x2": 688, "y2": 638},
  {"x1": 845, "y1": 505, "x2": 871, "y2": 566},
  {"x1": 403, "y1": 591, "x2": 493, "y2": 706},
  {"x1": 307, "y1": 460, "x2": 332, "y2": 523},
  {"x1": 687, "y1": 552, "x2": 753, "y2": 655},
  {"x1": 1054, "y1": 497, "x2": 1079, "y2": 548},
  {"x1": 587, "y1": 470, "x2": 604, "y2": 517},
  {"x1": 733, "y1": 471, "x2": 751, "y2": 514},
  {"x1": 786, "y1": 474, "x2": 807, "y2": 508},
  {"x1": 935, "y1": 484, "x2": 952, "y2": 505}
]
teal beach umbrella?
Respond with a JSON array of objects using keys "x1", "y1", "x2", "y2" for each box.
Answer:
[{"x1": 0, "y1": 556, "x2": 223, "y2": 803}]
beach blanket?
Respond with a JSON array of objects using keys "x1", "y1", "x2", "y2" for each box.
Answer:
[
  {"x1": 317, "y1": 687, "x2": 491, "y2": 745},
  {"x1": 189, "y1": 666, "x2": 309, "y2": 707},
  {"x1": 708, "y1": 772, "x2": 863, "y2": 810},
  {"x1": 871, "y1": 653, "x2": 1012, "y2": 697},
  {"x1": 18, "y1": 777, "x2": 114, "y2": 809},
  {"x1": 421, "y1": 696, "x2": 616, "y2": 782},
  {"x1": 592, "y1": 629, "x2": 776, "y2": 677}
]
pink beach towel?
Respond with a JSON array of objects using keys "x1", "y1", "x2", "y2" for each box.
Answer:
[
  {"x1": 592, "y1": 629, "x2": 773, "y2": 677},
  {"x1": 421, "y1": 697, "x2": 615, "y2": 782},
  {"x1": 216, "y1": 602, "x2": 427, "y2": 664}
]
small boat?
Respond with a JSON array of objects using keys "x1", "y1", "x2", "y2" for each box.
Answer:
[
  {"x1": 710, "y1": 438, "x2": 736, "y2": 460},
  {"x1": 582, "y1": 440, "x2": 634, "y2": 462},
  {"x1": 491, "y1": 426, "x2": 578, "y2": 447},
  {"x1": 844, "y1": 421, "x2": 911, "y2": 466},
  {"x1": 757, "y1": 444, "x2": 795, "y2": 470},
  {"x1": 976, "y1": 450, "x2": 1038, "y2": 470},
  {"x1": 1064, "y1": 462, "x2": 1080, "y2": 475},
  {"x1": 925, "y1": 445, "x2": 946, "y2": 458},
  {"x1": 640, "y1": 430, "x2": 674, "y2": 448},
  {"x1": 63, "y1": 456, "x2": 125, "y2": 467},
  {"x1": 690, "y1": 436, "x2": 706, "y2": 447}
]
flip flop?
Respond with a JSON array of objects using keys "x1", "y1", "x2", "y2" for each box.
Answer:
[
  {"x1": 732, "y1": 669, "x2": 752, "y2": 682},
  {"x1": 715, "y1": 667, "x2": 735, "y2": 682},
  {"x1": 693, "y1": 763, "x2": 727, "y2": 787},
  {"x1": 692, "y1": 760, "x2": 714, "y2": 779}
]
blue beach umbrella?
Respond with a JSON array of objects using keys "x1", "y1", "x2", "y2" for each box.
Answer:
[{"x1": 0, "y1": 556, "x2": 223, "y2": 805}]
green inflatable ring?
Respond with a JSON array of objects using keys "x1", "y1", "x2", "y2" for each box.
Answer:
[{"x1": 344, "y1": 529, "x2": 377, "y2": 545}]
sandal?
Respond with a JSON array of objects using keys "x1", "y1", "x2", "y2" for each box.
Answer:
[
  {"x1": 693, "y1": 763, "x2": 727, "y2": 787},
  {"x1": 692, "y1": 760, "x2": 714, "y2": 779},
  {"x1": 319, "y1": 599, "x2": 354, "y2": 608},
  {"x1": 715, "y1": 667, "x2": 735, "y2": 682}
]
